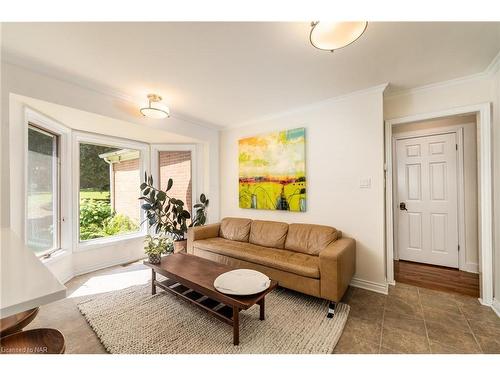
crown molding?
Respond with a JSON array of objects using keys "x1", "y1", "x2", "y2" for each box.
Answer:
[
  {"x1": 384, "y1": 71, "x2": 488, "y2": 99},
  {"x1": 485, "y1": 49, "x2": 500, "y2": 75},
  {"x1": 229, "y1": 83, "x2": 389, "y2": 130},
  {"x1": 385, "y1": 50, "x2": 500, "y2": 99},
  {"x1": 2, "y1": 50, "x2": 224, "y2": 131},
  {"x1": 2, "y1": 50, "x2": 134, "y2": 102}
]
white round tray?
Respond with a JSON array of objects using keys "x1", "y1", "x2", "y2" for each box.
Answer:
[{"x1": 214, "y1": 269, "x2": 271, "y2": 295}]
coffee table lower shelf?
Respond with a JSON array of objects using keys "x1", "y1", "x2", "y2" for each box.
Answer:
[{"x1": 152, "y1": 274, "x2": 265, "y2": 345}]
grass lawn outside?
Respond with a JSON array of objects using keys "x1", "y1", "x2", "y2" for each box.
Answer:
[
  {"x1": 28, "y1": 190, "x2": 111, "y2": 207},
  {"x1": 28, "y1": 192, "x2": 53, "y2": 208},
  {"x1": 80, "y1": 190, "x2": 110, "y2": 201}
]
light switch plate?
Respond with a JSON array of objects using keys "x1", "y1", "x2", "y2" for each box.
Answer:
[{"x1": 360, "y1": 178, "x2": 371, "y2": 188}]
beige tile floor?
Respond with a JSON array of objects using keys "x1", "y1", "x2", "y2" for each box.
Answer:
[
  {"x1": 27, "y1": 261, "x2": 500, "y2": 354},
  {"x1": 335, "y1": 283, "x2": 500, "y2": 353}
]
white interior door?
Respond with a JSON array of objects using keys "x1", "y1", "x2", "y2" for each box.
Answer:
[{"x1": 396, "y1": 132, "x2": 459, "y2": 268}]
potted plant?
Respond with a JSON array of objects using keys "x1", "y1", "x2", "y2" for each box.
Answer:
[
  {"x1": 144, "y1": 234, "x2": 173, "y2": 264},
  {"x1": 139, "y1": 173, "x2": 209, "y2": 253}
]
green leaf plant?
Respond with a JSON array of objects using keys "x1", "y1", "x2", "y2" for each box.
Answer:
[
  {"x1": 139, "y1": 172, "x2": 209, "y2": 241},
  {"x1": 144, "y1": 234, "x2": 173, "y2": 256}
]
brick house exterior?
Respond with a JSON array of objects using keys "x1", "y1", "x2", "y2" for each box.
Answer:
[
  {"x1": 112, "y1": 157, "x2": 140, "y2": 223},
  {"x1": 159, "y1": 151, "x2": 192, "y2": 213},
  {"x1": 102, "y1": 150, "x2": 192, "y2": 223}
]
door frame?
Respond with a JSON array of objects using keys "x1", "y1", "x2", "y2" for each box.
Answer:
[
  {"x1": 385, "y1": 103, "x2": 493, "y2": 305},
  {"x1": 392, "y1": 127, "x2": 466, "y2": 270}
]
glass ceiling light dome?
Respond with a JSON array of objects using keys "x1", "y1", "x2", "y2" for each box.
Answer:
[
  {"x1": 140, "y1": 94, "x2": 170, "y2": 119},
  {"x1": 309, "y1": 21, "x2": 367, "y2": 52}
]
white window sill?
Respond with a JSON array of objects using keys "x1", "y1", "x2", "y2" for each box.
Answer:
[
  {"x1": 41, "y1": 249, "x2": 71, "y2": 265},
  {"x1": 74, "y1": 231, "x2": 146, "y2": 252}
]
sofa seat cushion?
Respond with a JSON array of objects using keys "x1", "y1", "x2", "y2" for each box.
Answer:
[
  {"x1": 193, "y1": 237, "x2": 320, "y2": 279},
  {"x1": 285, "y1": 223, "x2": 338, "y2": 255}
]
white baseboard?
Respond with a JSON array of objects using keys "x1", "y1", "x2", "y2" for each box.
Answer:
[
  {"x1": 64, "y1": 257, "x2": 143, "y2": 283},
  {"x1": 350, "y1": 277, "x2": 388, "y2": 295},
  {"x1": 73, "y1": 255, "x2": 145, "y2": 278},
  {"x1": 492, "y1": 298, "x2": 500, "y2": 318},
  {"x1": 460, "y1": 262, "x2": 479, "y2": 274}
]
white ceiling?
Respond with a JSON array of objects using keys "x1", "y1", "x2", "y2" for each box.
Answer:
[
  {"x1": 2, "y1": 22, "x2": 500, "y2": 128},
  {"x1": 13, "y1": 95, "x2": 197, "y2": 144}
]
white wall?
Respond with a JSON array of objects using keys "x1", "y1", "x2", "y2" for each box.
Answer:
[
  {"x1": 393, "y1": 115, "x2": 479, "y2": 273},
  {"x1": 1, "y1": 62, "x2": 221, "y2": 283},
  {"x1": 220, "y1": 85, "x2": 388, "y2": 291}
]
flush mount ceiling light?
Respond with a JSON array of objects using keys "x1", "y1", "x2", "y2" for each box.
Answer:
[
  {"x1": 140, "y1": 94, "x2": 170, "y2": 119},
  {"x1": 309, "y1": 21, "x2": 367, "y2": 52}
]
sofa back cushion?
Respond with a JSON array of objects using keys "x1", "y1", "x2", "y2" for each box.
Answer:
[
  {"x1": 219, "y1": 217, "x2": 252, "y2": 242},
  {"x1": 249, "y1": 220, "x2": 288, "y2": 249},
  {"x1": 285, "y1": 223, "x2": 338, "y2": 255}
]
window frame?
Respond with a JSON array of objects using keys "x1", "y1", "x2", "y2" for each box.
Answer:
[
  {"x1": 150, "y1": 144, "x2": 198, "y2": 216},
  {"x1": 24, "y1": 108, "x2": 72, "y2": 260},
  {"x1": 26, "y1": 124, "x2": 61, "y2": 255},
  {"x1": 73, "y1": 131, "x2": 149, "y2": 251}
]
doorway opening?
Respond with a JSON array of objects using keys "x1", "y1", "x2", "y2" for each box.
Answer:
[
  {"x1": 385, "y1": 103, "x2": 492, "y2": 304},
  {"x1": 392, "y1": 115, "x2": 479, "y2": 297}
]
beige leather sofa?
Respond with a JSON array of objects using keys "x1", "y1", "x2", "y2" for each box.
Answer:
[{"x1": 187, "y1": 217, "x2": 356, "y2": 304}]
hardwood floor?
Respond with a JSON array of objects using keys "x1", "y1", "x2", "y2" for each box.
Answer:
[{"x1": 394, "y1": 260, "x2": 479, "y2": 297}]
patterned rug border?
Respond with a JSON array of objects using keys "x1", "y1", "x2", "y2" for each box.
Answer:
[{"x1": 77, "y1": 284, "x2": 350, "y2": 354}]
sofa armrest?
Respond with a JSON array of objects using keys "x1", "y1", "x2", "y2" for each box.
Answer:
[
  {"x1": 319, "y1": 237, "x2": 356, "y2": 302},
  {"x1": 187, "y1": 223, "x2": 220, "y2": 254}
]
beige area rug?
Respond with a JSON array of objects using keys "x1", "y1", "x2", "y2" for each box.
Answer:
[{"x1": 77, "y1": 284, "x2": 349, "y2": 354}]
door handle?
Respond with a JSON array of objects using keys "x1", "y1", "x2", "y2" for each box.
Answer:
[{"x1": 399, "y1": 202, "x2": 408, "y2": 211}]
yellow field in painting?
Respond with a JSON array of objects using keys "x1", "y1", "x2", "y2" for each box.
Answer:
[{"x1": 239, "y1": 181, "x2": 306, "y2": 211}]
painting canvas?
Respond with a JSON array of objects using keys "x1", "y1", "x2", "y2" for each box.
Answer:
[{"x1": 239, "y1": 127, "x2": 306, "y2": 211}]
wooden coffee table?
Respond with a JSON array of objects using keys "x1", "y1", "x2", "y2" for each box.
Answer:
[{"x1": 144, "y1": 253, "x2": 277, "y2": 345}]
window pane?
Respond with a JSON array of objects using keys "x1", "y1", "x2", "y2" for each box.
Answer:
[
  {"x1": 159, "y1": 151, "x2": 192, "y2": 213},
  {"x1": 79, "y1": 143, "x2": 141, "y2": 241},
  {"x1": 27, "y1": 126, "x2": 59, "y2": 255}
]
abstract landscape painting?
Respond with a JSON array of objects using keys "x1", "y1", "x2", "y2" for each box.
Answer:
[{"x1": 239, "y1": 127, "x2": 306, "y2": 211}]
